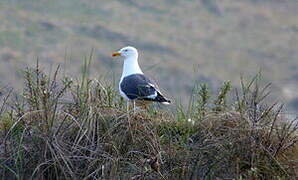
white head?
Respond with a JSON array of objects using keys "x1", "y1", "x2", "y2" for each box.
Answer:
[
  {"x1": 112, "y1": 46, "x2": 138, "y2": 59},
  {"x1": 112, "y1": 46, "x2": 143, "y2": 76}
]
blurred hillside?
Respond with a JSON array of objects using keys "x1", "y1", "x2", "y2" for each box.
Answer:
[{"x1": 0, "y1": 0, "x2": 297, "y2": 113}]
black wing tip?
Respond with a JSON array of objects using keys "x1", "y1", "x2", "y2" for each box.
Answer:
[
  {"x1": 161, "y1": 99, "x2": 171, "y2": 105},
  {"x1": 155, "y1": 92, "x2": 171, "y2": 105},
  {"x1": 157, "y1": 96, "x2": 171, "y2": 105}
]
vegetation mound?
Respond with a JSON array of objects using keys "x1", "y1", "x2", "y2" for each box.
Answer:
[{"x1": 0, "y1": 64, "x2": 297, "y2": 179}]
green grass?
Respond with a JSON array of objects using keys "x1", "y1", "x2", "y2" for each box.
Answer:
[{"x1": 0, "y1": 63, "x2": 297, "y2": 179}]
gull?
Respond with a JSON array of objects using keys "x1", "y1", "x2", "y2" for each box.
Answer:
[{"x1": 112, "y1": 46, "x2": 171, "y2": 110}]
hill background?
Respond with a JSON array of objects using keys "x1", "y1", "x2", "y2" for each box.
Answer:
[{"x1": 0, "y1": 0, "x2": 297, "y2": 113}]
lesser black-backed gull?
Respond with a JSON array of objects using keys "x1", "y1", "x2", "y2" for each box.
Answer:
[{"x1": 112, "y1": 46, "x2": 171, "y2": 109}]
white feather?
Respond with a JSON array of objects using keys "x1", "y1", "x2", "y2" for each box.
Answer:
[{"x1": 146, "y1": 91, "x2": 158, "y2": 99}]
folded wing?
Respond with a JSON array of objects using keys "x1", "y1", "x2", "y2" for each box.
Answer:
[{"x1": 120, "y1": 74, "x2": 170, "y2": 104}]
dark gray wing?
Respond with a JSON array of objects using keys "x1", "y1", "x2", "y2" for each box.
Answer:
[
  {"x1": 120, "y1": 74, "x2": 171, "y2": 103},
  {"x1": 120, "y1": 74, "x2": 157, "y2": 100}
]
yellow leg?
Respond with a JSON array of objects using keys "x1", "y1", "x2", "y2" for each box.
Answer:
[
  {"x1": 126, "y1": 101, "x2": 130, "y2": 112},
  {"x1": 133, "y1": 100, "x2": 136, "y2": 114}
]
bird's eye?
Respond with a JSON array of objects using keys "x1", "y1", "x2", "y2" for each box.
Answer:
[{"x1": 124, "y1": 49, "x2": 128, "y2": 52}]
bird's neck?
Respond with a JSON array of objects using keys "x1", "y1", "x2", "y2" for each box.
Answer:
[{"x1": 121, "y1": 55, "x2": 143, "y2": 78}]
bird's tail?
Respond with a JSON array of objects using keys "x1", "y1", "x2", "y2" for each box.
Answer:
[
  {"x1": 156, "y1": 92, "x2": 171, "y2": 105},
  {"x1": 161, "y1": 100, "x2": 171, "y2": 105}
]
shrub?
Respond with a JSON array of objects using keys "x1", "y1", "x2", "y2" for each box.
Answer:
[{"x1": 0, "y1": 65, "x2": 297, "y2": 179}]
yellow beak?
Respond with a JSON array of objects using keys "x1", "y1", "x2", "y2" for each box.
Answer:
[{"x1": 112, "y1": 52, "x2": 121, "y2": 57}]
